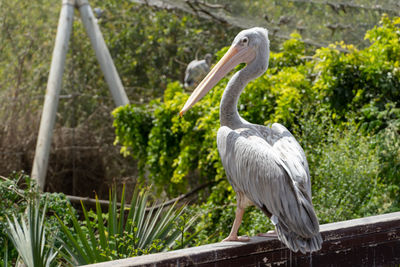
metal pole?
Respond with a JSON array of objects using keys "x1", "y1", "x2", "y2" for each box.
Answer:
[
  {"x1": 31, "y1": 0, "x2": 75, "y2": 190},
  {"x1": 77, "y1": 0, "x2": 129, "y2": 107}
]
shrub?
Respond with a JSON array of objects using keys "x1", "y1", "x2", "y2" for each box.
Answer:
[
  {"x1": 310, "y1": 122, "x2": 391, "y2": 223},
  {"x1": 0, "y1": 173, "x2": 72, "y2": 266}
]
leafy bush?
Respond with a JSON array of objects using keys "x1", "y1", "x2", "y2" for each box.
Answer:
[
  {"x1": 308, "y1": 120, "x2": 392, "y2": 223},
  {"x1": 375, "y1": 123, "x2": 400, "y2": 210},
  {"x1": 313, "y1": 15, "x2": 400, "y2": 117}
]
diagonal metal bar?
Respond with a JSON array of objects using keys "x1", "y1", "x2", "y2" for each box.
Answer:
[
  {"x1": 31, "y1": 0, "x2": 75, "y2": 190},
  {"x1": 77, "y1": 0, "x2": 129, "y2": 107}
]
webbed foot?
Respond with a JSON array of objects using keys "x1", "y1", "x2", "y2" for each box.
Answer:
[{"x1": 257, "y1": 230, "x2": 277, "y2": 238}]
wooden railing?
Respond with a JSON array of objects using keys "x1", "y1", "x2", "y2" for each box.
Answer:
[{"x1": 83, "y1": 211, "x2": 400, "y2": 266}]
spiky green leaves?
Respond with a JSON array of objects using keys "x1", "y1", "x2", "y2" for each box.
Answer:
[{"x1": 56, "y1": 185, "x2": 196, "y2": 265}]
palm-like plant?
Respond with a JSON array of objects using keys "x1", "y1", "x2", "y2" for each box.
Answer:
[
  {"x1": 5, "y1": 200, "x2": 58, "y2": 267},
  {"x1": 57, "y1": 185, "x2": 196, "y2": 265}
]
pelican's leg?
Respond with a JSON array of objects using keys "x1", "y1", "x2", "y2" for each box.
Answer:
[
  {"x1": 222, "y1": 193, "x2": 250, "y2": 242},
  {"x1": 257, "y1": 206, "x2": 278, "y2": 238}
]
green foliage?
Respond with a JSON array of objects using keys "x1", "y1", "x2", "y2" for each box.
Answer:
[
  {"x1": 112, "y1": 105, "x2": 153, "y2": 176},
  {"x1": 313, "y1": 15, "x2": 400, "y2": 116},
  {"x1": 3, "y1": 240, "x2": 8, "y2": 267},
  {"x1": 113, "y1": 81, "x2": 222, "y2": 196},
  {"x1": 270, "y1": 32, "x2": 306, "y2": 68},
  {"x1": 57, "y1": 184, "x2": 196, "y2": 265},
  {"x1": 376, "y1": 123, "x2": 400, "y2": 208},
  {"x1": 0, "y1": 173, "x2": 73, "y2": 266},
  {"x1": 309, "y1": 121, "x2": 391, "y2": 223},
  {"x1": 1, "y1": 175, "x2": 197, "y2": 265},
  {"x1": 359, "y1": 101, "x2": 400, "y2": 133},
  {"x1": 0, "y1": 173, "x2": 31, "y2": 261},
  {"x1": 113, "y1": 15, "x2": 400, "y2": 243},
  {"x1": 6, "y1": 200, "x2": 59, "y2": 267}
]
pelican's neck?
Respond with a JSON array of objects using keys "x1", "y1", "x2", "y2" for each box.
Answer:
[
  {"x1": 220, "y1": 55, "x2": 268, "y2": 128},
  {"x1": 219, "y1": 68, "x2": 251, "y2": 127}
]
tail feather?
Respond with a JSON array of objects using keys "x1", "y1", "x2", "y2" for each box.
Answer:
[{"x1": 274, "y1": 217, "x2": 323, "y2": 254}]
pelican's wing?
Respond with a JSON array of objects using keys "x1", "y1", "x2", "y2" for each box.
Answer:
[
  {"x1": 217, "y1": 125, "x2": 319, "y2": 239},
  {"x1": 262, "y1": 123, "x2": 311, "y2": 196}
]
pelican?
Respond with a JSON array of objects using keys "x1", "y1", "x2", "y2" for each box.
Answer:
[
  {"x1": 184, "y1": 54, "x2": 212, "y2": 89},
  {"x1": 180, "y1": 27, "x2": 322, "y2": 253}
]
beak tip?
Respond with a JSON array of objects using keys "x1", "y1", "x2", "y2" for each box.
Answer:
[{"x1": 179, "y1": 110, "x2": 184, "y2": 117}]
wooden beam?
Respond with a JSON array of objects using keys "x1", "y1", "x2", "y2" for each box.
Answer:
[
  {"x1": 81, "y1": 212, "x2": 400, "y2": 266},
  {"x1": 31, "y1": 0, "x2": 75, "y2": 191},
  {"x1": 77, "y1": 0, "x2": 129, "y2": 107}
]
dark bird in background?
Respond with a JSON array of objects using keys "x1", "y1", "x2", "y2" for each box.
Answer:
[{"x1": 184, "y1": 53, "x2": 212, "y2": 89}]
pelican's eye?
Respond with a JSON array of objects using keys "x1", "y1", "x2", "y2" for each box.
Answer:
[{"x1": 241, "y1": 37, "x2": 249, "y2": 46}]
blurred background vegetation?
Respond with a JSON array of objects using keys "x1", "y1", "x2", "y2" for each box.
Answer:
[{"x1": 0, "y1": 0, "x2": 399, "y2": 265}]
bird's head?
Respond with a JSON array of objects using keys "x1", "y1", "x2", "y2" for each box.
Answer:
[{"x1": 180, "y1": 27, "x2": 269, "y2": 116}]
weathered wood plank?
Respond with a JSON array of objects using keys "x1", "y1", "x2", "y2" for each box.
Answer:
[{"x1": 82, "y1": 212, "x2": 400, "y2": 267}]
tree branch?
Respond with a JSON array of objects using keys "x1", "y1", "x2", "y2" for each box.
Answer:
[{"x1": 66, "y1": 179, "x2": 221, "y2": 210}]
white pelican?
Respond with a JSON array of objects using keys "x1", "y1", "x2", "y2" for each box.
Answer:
[
  {"x1": 180, "y1": 27, "x2": 322, "y2": 253},
  {"x1": 184, "y1": 54, "x2": 212, "y2": 89}
]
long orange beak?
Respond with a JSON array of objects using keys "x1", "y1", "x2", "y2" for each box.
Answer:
[{"x1": 180, "y1": 44, "x2": 254, "y2": 116}]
